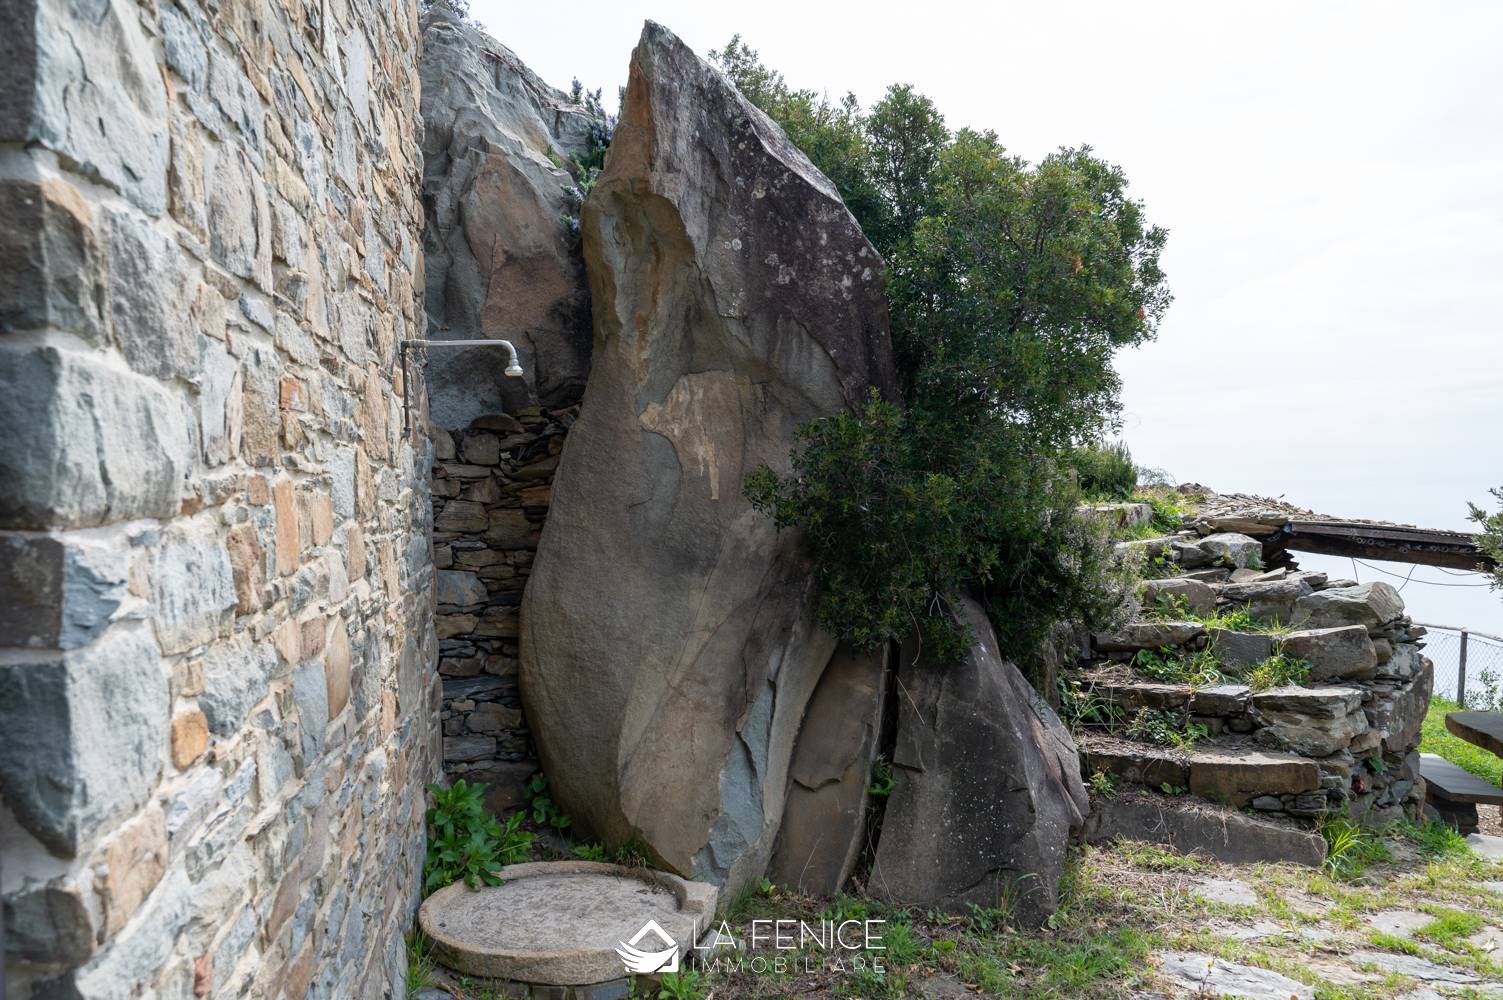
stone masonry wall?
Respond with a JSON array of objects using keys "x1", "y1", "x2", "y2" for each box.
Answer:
[
  {"x1": 431, "y1": 408, "x2": 573, "y2": 815},
  {"x1": 0, "y1": 0, "x2": 437, "y2": 992}
]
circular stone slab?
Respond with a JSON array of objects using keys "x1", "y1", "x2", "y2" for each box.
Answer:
[{"x1": 419, "y1": 861, "x2": 718, "y2": 986}]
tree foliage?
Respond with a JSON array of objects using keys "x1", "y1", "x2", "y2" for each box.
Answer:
[
  {"x1": 1470, "y1": 488, "x2": 1503, "y2": 592},
  {"x1": 724, "y1": 38, "x2": 1168, "y2": 658}
]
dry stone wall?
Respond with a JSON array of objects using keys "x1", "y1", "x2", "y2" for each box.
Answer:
[
  {"x1": 431, "y1": 409, "x2": 573, "y2": 814},
  {"x1": 0, "y1": 0, "x2": 436, "y2": 992}
]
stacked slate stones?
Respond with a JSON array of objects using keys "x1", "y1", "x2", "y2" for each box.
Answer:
[
  {"x1": 1073, "y1": 510, "x2": 1432, "y2": 837},
  {"x1": 430, "y1": 407, "x2": 573, "y2": 813}
]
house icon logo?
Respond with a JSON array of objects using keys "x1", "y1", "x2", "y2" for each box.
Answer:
[{"x1": 615, "y1": 918, "x2": 679, "y2": 974}]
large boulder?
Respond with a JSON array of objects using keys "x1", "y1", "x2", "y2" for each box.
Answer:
[
  {"x1": 768, "y1": 644, "x2": 888, "y2": 896},
  {"x1": 520, "y1": 22, "x2": 896, "y2": 900},
  {"x1": 419, "y1": 6, "x2": 597, "y2": 422},
  {"x1": 869, "y1": 598, "x2": 1088, "y2": 928}
]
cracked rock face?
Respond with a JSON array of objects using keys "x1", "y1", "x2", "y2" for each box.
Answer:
[
  {"x1": 520, "y1": 21, "x2": 895, "y2": 900},
  {"x1": 869, "y1": 597, "x2": 1088, "y2": 928},
  {"x1": 419, "y1": 5, "x2": 597, "y2": 421}
]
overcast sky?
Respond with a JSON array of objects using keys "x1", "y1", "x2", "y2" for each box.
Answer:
[{"x1": 468, "y1": 0, "x2": 1503, "y2": 632}]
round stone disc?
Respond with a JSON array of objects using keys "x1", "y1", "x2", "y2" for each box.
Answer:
[{"x1": 418, "y1": 860, "x2": 717, "y2": 986}]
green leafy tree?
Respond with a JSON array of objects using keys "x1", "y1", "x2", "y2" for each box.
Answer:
[
  {"x1": 1470, "y1": 488, "x2": 1503, "y2": 591},
  {"x1": 866, "y1": 84, "x2": 948, "y2": 255},
  {"x1": 727, "y1": 40, "x2": 1168, "y2": 659}
]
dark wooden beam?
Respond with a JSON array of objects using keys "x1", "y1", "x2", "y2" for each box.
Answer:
[{"x1": 1280, "y1": 519, "x2": 1496, "y2": 572}]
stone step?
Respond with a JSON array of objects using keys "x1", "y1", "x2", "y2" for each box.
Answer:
[
  {"x1": 1082, "y1": 791, "x2": 1326, "y2": 867},
  {"x1": 1079, "y1": 734, "x2": 1323, "y2": 806}
]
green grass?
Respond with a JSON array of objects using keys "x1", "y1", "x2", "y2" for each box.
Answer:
[
  {"x1": 1421, "y1": 697, "x2": 1503, "y2": 786},
  {"x1": 1130, "y1": 645, "x2": 1225, "y2": 687}
]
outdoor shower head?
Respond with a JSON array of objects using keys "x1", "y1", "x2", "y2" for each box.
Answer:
[
  {"x1": 398, "y1": 337, "x2": 529, "y2": 437},
  {"x1": 502, "y1": 343, "x2": 525, "y2": 378}
]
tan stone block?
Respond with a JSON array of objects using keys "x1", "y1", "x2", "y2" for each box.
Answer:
[
  {"x1": 381, "y1": 689, "x2": 396, "y2": 739},
  {"x1": 299, "y1": 614, "x2": 326, "y2": 658},
  {"x1": 193, "y1": 952, "x2": 213, "y2": 998},
  {"x1": 279, "y1": 375, "x2": 307, "y2": 412},
  {"x1": 355, "y1": 447, "x2": 373, "y2": 517},
  {"x1": 361, "y1": 363, "x2": 389, "y2": 462},
  {"x1": 273, "y1": 617, "x2": 302, "y2": 664},
  {"x1": 325, "y1": 621, "x2": 350, "y2": 719},
  {"x1": 273, "y1": 479, "x2": 300, "y2": 576},
  {"x1": 309, "y1": 493, "x2": 333, "y2": 546},
  {"x1": 175, "y1": 658, "x2": 205, "y2": 698},
  {"x1": 225, "y1": 522, "x2": 263, "y2": 614},
  {"x1": 98, "y1": 803, "x2": 167, "y2": 937},
  {"x1": 345, "y1": 523, "x2": 366, "y2": 583},
  {"x1": 246, "y1": 474, "x2": 270, "y2": 506},
  {"x1": 263, "y1": 863, "x2": 302, "y2": 944},
  {"x1": 171, "y1": 710, "x2": 209, "y2": 769}
]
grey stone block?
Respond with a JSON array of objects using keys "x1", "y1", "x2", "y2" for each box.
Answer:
[
  {"x1": 104, "y1": 205, "x2": 202, "y2": 380},
  {"x1": 0, "y1": 177, "x2": 105, "y2": 337},
  {"x1": 18, "y1": 0, "x2": 168, "y2": 213},
  {"x1": 0, "y1": 344, "x2": 190, "y2": 530},
  {"x1": 199, "y1": 633, "x2": 280, "y2": 737},
  {"x1": 147, "y1": 522, "x2": 235, "y2": 655},
  {"x1": 0, "y1": 533, "x2": 128, "y2": 648},
  {"x1": 0, "y1": 627, "x2": 168, "y2": 856}
]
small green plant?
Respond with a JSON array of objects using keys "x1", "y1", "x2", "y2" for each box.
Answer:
[
  {"x1": 1130, "y1": 646, "x2": 1224, "y2": 687},
  {"x1": 966, "y1": 902, "x2": 1011, "y2": 934},
  {"x1": 657, "y1": 969, "x2": 703, "y2": 1000},
  {"x1": 1130, "y1": 489, "x2": 1187, "y2": 533},
  {"x1": 1087, "y1": 768, "x2": 1121, "y2": 799},
  {"x1": 1319, "y1": 815, "x2": 1390, "y2": 880},
  {"x1": 867, "y1": 754, "x2": 897, "y2": 798},
  {"x1": 1158, "y1": 782, "x2": 1188, "y2": 795},
  {"x1": 1125, "y1": 708, "x2": 1207, "y2": 752},
  {"x1": 526, "y1": 773, "x2": 572, "y2": 832},
  {"x1": 423, "y1": 779, "x2": 535, "y2": 892},
  {"x1": 1057, "y1": 677, "x2": 1115, "y2": 731},
  {"x1": 572, "y1": 843, "x2": 608, "y2": 862},
  {"x1": 1245, "y1": 652, "x2": 1311, "y2": 692},
  {"x1": 405, "y1": 929, "x2": 435, "y2": 998}
]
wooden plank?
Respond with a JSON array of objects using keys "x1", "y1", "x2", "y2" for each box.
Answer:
[
  {"x1": 1283, "y1": 520, "x2": 1495, "y2": 572},
  {"x1": 1420, "y1": 753, "x2": 1503, "y2": 805},
  {"x1": 1446, "y1": 712, "x2": 1503, "y2": 759}
]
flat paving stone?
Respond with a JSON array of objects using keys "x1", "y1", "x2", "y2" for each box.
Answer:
[
  {"x1": 1157, "y1": 952, "x2": 1313, "y2": 1000},
  {"x1": 1364, "y1": 910, "x2": 1433, "y2": 938},
  {"x1": 1212, "y1": 919, "x2": 1285, "y2": 941},
  {"x1": 1467, "y1": 834, "x2": 1503, "y2": 860},
  {"x1": 419, "y1": 861, "x2": 717, "y2": 985},
  {"x1": 1470, "y1": 926, "x2": 1503, "y2": 951},
  {"x1": 1192, "y1": 877, "x2": 1260, "y2": 907},
  {"x1": 1350, "y1": 950, "x2": 1478, "y2": 984}
]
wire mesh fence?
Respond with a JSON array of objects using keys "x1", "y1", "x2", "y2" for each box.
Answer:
[{"x1": 1420, "y1": 624, "x2": 1503, "y2": 709}]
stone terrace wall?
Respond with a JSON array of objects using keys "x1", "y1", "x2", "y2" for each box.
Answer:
[
  {"x1": 431, "y1": 409, "x2": 572, "y2": 814},
  {"x1": 0, "y1": 0, "x2": 436, "y2": 992}
]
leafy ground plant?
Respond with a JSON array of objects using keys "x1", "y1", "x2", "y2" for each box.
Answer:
[
  {"x1": 423, "y1": 779, "x2": 534, "y2": 892},
  {"x1": 1131, "y1": 646, "x2": 1224, "y2": 687},
  {"x1": 1245, "y1": 652, "x2": 1312, "y2": 692},
  {"x1": 1125, "y1": 708, "x2": 1208, "y2": 752}
]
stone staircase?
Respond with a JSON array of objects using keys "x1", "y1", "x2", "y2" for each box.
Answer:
[{"x1": 1069, "y1": 523, "x2": 1435, "y2": 863}]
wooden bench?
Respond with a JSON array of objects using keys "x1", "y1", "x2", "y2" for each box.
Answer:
[{"x1": 1420, "y1": 753, "x2": 1503, "y2": 835}]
